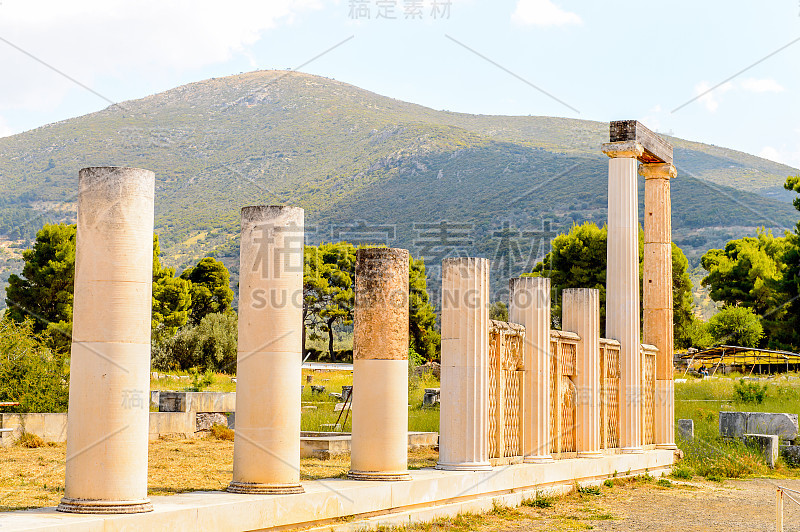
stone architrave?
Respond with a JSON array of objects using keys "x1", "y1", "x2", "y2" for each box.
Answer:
[
  {"x1": 563, "y1": 288, "x2": 602, "y2": 458},
  {"x1": 437, "y1": 258, "x2": 491, "y2": 471},
  {"x1": 348, "y1": 248, "x2": 412, "y2": 481},
  {"x1": 228, "y1": 206, "x2": 305, "y2": 494},
  {"x1": 640, "y1": 162, "x2": 678, "y2": 450},
  {"x1": 602, "y1": 141, "x2": 644, "y2": 453},
  {"x1": 509, "y1": 276, "x2": 553, "y2": 463},
  {"x1": 59, "y1": 167, "x2": 155, "y2": 514}
]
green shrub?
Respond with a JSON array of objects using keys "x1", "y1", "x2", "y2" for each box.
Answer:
[
  {"x1": 521, "y1": 491, "x2": 554, "y2": 508},
  {"x1": 0, "y1": 318, "x2": 69, "y2": 413},
  {"x1": 603, "y1": 479, "x2": 614, "y2": 488},
  {"x1": 152, "y1": 312, "x2": 237, "y2": 373},
  {"x1": 671, "y1": 463, "x2": 694, "y2": 480},
  {"x1": 734, "y1": 379, "x2": 768, "y2": 404},
  {"x1": 657, "y1": 479, "x2": 672, "y2": 487},
  {"x1": 577, "y1": 485, "x2": 601, "y2": 495}
]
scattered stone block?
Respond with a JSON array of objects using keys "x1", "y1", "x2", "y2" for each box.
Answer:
[
  {"x1": 719, "y1": 411, "x2": 747, "y2": 438},
  {"x1": 423, "y1": 388, "x2": 440, "y2": 406},
  {"x1": 781, "y1": 445, "x2": 800, "y2": 467},
  {"x1": 311, "y1": 385, "x2": 326, "y2": 394},
  {"x1": 341, "y1": 386, "x2": 353, "y2": 403},
  {"x1": 334, "y1": 402, "x2": 351, "y2": 412},
  {"x1": 747, "y1": 412, "x2": 798, "y2": 441},
  {"x1": 196, "y1": 413, "x2": 228, "y2": 432},
  {"x1": 677, "y1": 419, "x2": 694, "y2": 441},
  {"x1": 743, "y1": 433, "x2": 779, "y2": 468},
  {"x1": 159, "y1": 392, "x2": 186, "y2": 413}
]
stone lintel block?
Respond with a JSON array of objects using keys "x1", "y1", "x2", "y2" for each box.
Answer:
[
  {"x1": 743, "y1": 433, "x2": 779, "y2": 468},
  {"x1": 601, "y1": 140, "x2": 644, "y2": 159},
  {"x1": 609, "y1": 120, "x2": 673, "y2": 164},
  {"x1": 720, "y1": 411, "x2": 799, "y2": 441}
]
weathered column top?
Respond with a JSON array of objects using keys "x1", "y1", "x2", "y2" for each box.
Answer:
[
  {"x1": 638, "y1": 163, "x2": 677, "y2": 180},
  {"x1": 601, "y1": 140, "x2": 644, "y2": 159}
]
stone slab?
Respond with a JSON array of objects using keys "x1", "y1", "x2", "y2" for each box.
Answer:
[
  {"x1": 0, "y1": 449, "x2": 674, "y2": 531},
  {"x1": 781, "y1": 445, "x2": 800, "y2": 467},
  {"x1": 677, "y1": 419, "x2": 694, "y2": 441},
  {"x1": 744, "y1": 433, "x2": 779, "y2": 468},
  {"x1": 719, "y1": 411, "x2": 798, "y2": 441}
]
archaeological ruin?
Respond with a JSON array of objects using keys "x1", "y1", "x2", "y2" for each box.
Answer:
[{"x1": 7, "y1": 120, "x2": 679, "y2": 531}]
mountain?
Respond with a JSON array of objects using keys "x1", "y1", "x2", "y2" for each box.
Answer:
[{"x1": 1, "y1": 70, "x2": 798, "y2": 306}]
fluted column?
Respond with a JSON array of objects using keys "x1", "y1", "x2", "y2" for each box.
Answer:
[
  {"x1": 59, "y1": 167, "x2": 155, "y2": 514},
  {"x1": 349, "y1": 248, "x2": 411, "y2": 481},
  {"x1": 640, "y1": 162, "x2": 678, "y2": 450},
  {"x1": 563, "y1": 288, "x2": 602, "y2": 458},
  {"x1": 509, "y1": 276, "x2": 553, "y2": 463},
  {"x1": 229, "y1": 206, "x2": 304, "y2": 494},
  {"x1": 603, "y1": 141, "x2": 644, "y2": 453},
  {"x1": 437, "y1": 258, "x2": 491, "y2": 471}
]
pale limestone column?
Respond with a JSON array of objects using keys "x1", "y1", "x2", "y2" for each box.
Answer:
[
  {"x1": 509, "y1": 276, "x2": 553, "y2": 463},
  {"x1": 349, "y1": 248, "x2": 411, "y2": 480},
  {"x1": 562, "y1": 288, "x2": 602, "y2": 458},
  {"x1": 640, "y1": 162, "x2": 679, "y2": 450},
  {"x1": 228, "y1": 206, "x2": 304, "y2": 494},
  {"x1": 437, "y1": 258, "x2": 491, "y2": 471},
  {"x1": 603, "y1": 141, "x2": 644, "y2": 453},
  {"x1": 59, "y1": 167, "x2": 155, "y2": 514}
]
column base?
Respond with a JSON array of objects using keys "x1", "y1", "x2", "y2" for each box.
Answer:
[
  {"x1": 348, "y1": 470, "x2": 412, "y2": 481},
  {"x1": 435, "y1": 461, "x2": 492, "y2": 471},
  {"x1": 620, "y1": 446, "x2": 645, "y2": 454},
  {"x1": 226, "y1": 481, "x2": 304, "y2": 495},
  {"x1": 57, "y1": 498, "x2": 153, "y2": 514},
  {"x1": 577, "y1": 451, "x2": 604, "y2": 459},
  {"x1": 655, "y1": 443, "x2": 679, "y2": 451},
  {"x1": 523, "y1": 454, "x2": 554, "y2": 464}
]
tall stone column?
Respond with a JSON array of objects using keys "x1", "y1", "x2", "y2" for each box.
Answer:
[
  {"x1": 349, "y1": 248, "x2": 411, "y2": 481},
  {"x1": 509, "y1": 276, "x2": 553, "y2": 463},
  {"x1": 228, "y1": 206, "x2": 304, "y2": 494},
  {"x1": 640, "y1": 163, "x2": 679, "y2": 450},
  {"x1": 59, "y1": 167, "x2": 155, "y2": 514},
  {"x1": 562, "y1": 288, "x2": 602, "y2": 458},
  {"x1": 603, "y1": 141, "x2": 644, "y2": 453},
  {"x1": 437, "y1": 258, "x2": 491, "y2": 471}
]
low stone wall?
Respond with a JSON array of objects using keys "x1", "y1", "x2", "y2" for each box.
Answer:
[
  {"x1": 0, "y1": 413, "x2": 68, "y2": 446},
  {"x1": 301, "y1": 431, "x2": 438, "y2": 459},
  {"x1": 158, "y1": 392, "x2": 236, "y2": 413}
]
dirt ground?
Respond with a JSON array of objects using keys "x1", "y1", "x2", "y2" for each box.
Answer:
[{"x1": 395, "y1": 477, "x2": 800, "y2": 532}]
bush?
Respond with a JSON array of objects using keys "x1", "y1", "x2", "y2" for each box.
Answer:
[
  {"x1": 210, "y1": 423, "x2": 234, "y2": 441},
  {"x1": 0, "y1": 318, "x2": 69, "y2": 413},
  {"x1": 577, "y1": 485, "x2": 601, "y2": 495},
  {"x1": 152, "y1": 312, "x2": 237, "y2": 373},
  {"x1": 16, "y1": 432, "x2": 45, "y2": 448},
  {"x1": 671, "y1": 463, "x2": 694, "y2": 480},
  {"x1": 734, "y1": 379, "x2": 768, "y2": 404},
  {"x1": 521, "y1": 491, "x2": 554, "y2": 508}
]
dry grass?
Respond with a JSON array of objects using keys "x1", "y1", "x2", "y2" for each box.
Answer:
[{"x1": 0, "y1": 438, "x2": 438, "y2": 512}]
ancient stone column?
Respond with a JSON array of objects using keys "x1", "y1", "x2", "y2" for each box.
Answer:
[
  {"x1": 603, "y1": 141, "x2": 644, "y2": 453},
  {"x1": 562, "y1": 288, "x2": 602, "y2": 458},
  {"x1": 59, "y1": 167, "x2": 155, "y2": 514},
  {"x1": 640, "y1": 162, "x2": 679, "y2": 450},
  {"x1": 228, "y1": 206, "x2": 304, "y2": 494},
  {"x1": 509, "y1": 276, "x2": 553, "y2": 463},
  {"x1": 437, "y1": 258, "x2": 491, "y2": 471},
  {"x1": 349, "y1": 248, "x2": 411, "y2": 481}
]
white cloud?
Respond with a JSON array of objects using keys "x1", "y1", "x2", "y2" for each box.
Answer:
[
  {"x1": 0, "y1": 116, "x2": 14, "y2": 138},
  {"x1": 740, "y1": 77, "x2": 785, "y2": 93},
  {"x1": 759, "y1": 145, "x2": 800, "y2": 169},
  {"x1": 512, "y1": 0, "x2": 582, "y2": 27},
  {"x1": 0, "y1": 1, "x2": 323, "y2": 114},
  {"x1": 694, "y1": 81, "x2": 733, "y2": 112}
]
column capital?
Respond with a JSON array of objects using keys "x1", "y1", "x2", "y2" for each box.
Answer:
[
  {"x1": 638, "y1": 163, "x2": 677, "y2": 180},
  {"x1": 601, "y1": 140, "x2": 644, "y2": 159}
]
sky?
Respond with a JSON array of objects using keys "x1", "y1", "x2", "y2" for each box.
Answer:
[{"x1": 0, "y1": 0, "x2": 799, "y2": 168}]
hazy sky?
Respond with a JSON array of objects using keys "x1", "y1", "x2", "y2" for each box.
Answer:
[{"x1": 1, "y1": 0, "x2": 799, "y2": 168}]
